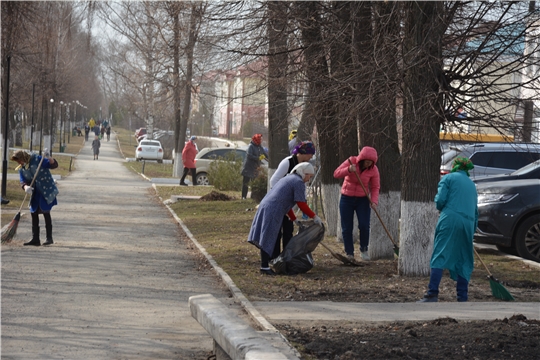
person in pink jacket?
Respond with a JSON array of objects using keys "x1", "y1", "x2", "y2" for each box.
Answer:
[
  {"x1": 180, "y1": 136, "x2": 198, "y2": 186},
  {"x1": 333, "y1": 146, "x2": 380, "y2": 261}
]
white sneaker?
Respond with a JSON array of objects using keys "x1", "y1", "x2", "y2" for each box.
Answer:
[{"x1": 361, "y1": 251, "x2": 370, "y2": 261}]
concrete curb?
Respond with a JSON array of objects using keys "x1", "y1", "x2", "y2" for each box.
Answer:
[{"x1": 189, "y1": 294, "x2": 299, "y2": 360}]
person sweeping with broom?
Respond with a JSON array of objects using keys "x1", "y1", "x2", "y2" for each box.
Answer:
[
  {"x1": 11, "y1": 149, "x2": 59, "y2": 246},
  {"x1": 417, "y1": 156, "x2": 478, "y2": 303}
]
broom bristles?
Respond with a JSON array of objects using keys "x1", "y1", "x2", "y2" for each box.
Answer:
[
  {"x1": 489, "y1": 276, "x2": 515, "y2": 301},
  {"x1": 1, "y1": 212, "x2": 21, "y2": 244}
]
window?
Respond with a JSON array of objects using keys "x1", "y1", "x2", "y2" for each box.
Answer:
[
  {"x1": 487, "y1": 152, "x2": 540, "y2": 170},
  {"x1": 470, "y1": 152, "x2": 493, "y2": 167}
]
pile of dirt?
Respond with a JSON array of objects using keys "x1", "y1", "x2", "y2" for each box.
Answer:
[
  {"x1": 199, "y1": 191, "x2": 235, "y2": 201},
  {"x1": 277, "y1": 315, "x2": 539, "y2": 359}
]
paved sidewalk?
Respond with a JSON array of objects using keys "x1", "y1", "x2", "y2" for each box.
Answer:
[
  {"x1": 253, "y1": 301, "x2": 540, "y2": 322},
  {"x1": 1, "y1": 133, "x2": 243, "y2": 359}
]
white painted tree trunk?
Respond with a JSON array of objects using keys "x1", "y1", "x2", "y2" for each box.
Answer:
[
  {"x1": 370, "y1": 191, "x2": 401, "y2": 260},
  {"x1": 321, "y1": 183, "x2": 341, "y2": 236},
  {"x1": 43, "y1": 135, "x2": 52, "y2": 152},
  {"x1": 32, "y1": 131, "x2": 40, "y2": 148},
  {"x1": 173, "y1": 152, "x2": 183, "y2": 178},
  {"x1": 398, "y1": 200, "x2": 439, "y2": 276}
]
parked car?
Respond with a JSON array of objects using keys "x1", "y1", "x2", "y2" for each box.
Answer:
[
  {"x1": 473, "y1": 159, "x2": 540, "y2": 184},
  {"x1": 135, "y1": 139, "x2": 164, "y2": 163},
  {"x1": 194, "y1": 146, "x2": 268, "y2": 185},
  {"x1": 440, "y1": 142, "x2": 540, "y2": 180},
  {"x1": 474, "y1": 178, "x2": 540, "y2": 263},
  {"x1": 134, "y1": 128, "x2": 146, "y2": 140}
]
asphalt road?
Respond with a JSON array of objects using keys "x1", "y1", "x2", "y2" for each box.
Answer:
[{"x1": 1, "y1": 133, "x2": 240, "y2": 359}]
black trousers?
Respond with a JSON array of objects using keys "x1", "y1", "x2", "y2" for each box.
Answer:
[
  {"x1": 260, "y1": 216, "x2": 294, "y2": 268},
  {"x1": 242, "y1": 176, "x2": 252, "y2": 199},
  {"x1": 180, "y1": 167, "x2": 197, "y2": 185}
]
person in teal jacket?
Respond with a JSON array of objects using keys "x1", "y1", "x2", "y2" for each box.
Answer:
[{"x1": 418, "y1": 157, "x2": 478, "y2": 303}]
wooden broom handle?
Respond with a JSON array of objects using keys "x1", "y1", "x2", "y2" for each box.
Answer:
[
  {"x1": 347, "y1": 158, "x2": 398, "y2": 249},
  {"x1": 473, "y1": 246, "x2": 493, "y2": 277}
]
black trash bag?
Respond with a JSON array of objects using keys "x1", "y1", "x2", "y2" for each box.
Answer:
[{"x1": 270, "y1": 221, "x2": 325, "y2": 275}]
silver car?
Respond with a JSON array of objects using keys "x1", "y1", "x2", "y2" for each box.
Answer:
[
  {"x1": 440, "y1": 143, "x2": 540, "y2": 180},
  {"x1": 195, "y1": 146, "x2": 268, "y2": 185}
]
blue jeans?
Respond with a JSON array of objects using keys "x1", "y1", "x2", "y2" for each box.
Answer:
[
  {"x1": 427, "y1": 268, "x2": 469, "y2": 302},
  {"x1": 340, "y1": 195, "x2": 371, "y2": 255}
]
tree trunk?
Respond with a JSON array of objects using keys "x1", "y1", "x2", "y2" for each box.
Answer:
[
  {"x1": 297, "y1": 2, "x2": 342, "y2": 236},
  {"x1": 399, "y1": 1, "x2": 448, "y2": 276},
  {"x1": 171, "y1": 4, "x2": 183, "y2": 177},
  {"x1": 176, "y1": 4, "x2": 201, "y2": 178},
  {"x1": 363, "y1": 1, "x2": 402, "y2": 260},
  {"x1": 267, "y1": 1, "x2": 289, "y2": 171}
]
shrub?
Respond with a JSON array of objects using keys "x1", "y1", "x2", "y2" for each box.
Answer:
[
  {"x1": 250, "y1": 167, "x2": 268, "y2": 203},
  {"x1": 207, "y1": 152, "x2": 243, "y2": 191}
]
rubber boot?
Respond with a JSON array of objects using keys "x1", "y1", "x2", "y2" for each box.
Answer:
[
  {"x1": 24, "y1": 226, "x2": 41, "y2": 246},
  {"x1": 43, "y1": 223, "x2": 54, "y2": 246}
]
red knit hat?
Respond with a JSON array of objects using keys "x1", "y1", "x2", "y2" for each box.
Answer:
[{"x1": 252, "y1": 134, "x2": 262, "y2": 145}]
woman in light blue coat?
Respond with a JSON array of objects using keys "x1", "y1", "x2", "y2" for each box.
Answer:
[{"x1": 418, "y1": 157, "x2": 478, "y2": 303}]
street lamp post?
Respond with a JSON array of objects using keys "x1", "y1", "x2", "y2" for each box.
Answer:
[
  {"x1": 229, "y1": 111, "x2": 233, "y2": 139},
  {"x1": 67, "y1": 102, "x2": 71, "y2": 143},
  {"x1": 50, "y1": 98, "x2": 54, "y2": 157},
  {"x1": 59, "y1": 101, "x2": 64, "y2": 153},
  {"x1": 30, "y1": 84, "x2": 36, "y2": 151},
  {"x1": 39, "y1": 96, "x2": 45, "y2": 155}
]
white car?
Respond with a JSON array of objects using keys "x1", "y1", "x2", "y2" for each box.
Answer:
[{"x1": 136, "y1": 140, "x2": 164, "y2": 163}]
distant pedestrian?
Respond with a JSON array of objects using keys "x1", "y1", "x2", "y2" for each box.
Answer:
[
  {"x1": 11, "y1": 149, "x2": 59, "y2": 246},
  {"x1": 84, "y1": 125, "x2": 90, "y2": 141},
  {"x1": 106, "y1": 126, "x2": 111, "y2": 141},
  {"x1": 180, "y1": 136, "x2": 198, "y2": 186},
  {"x1": 100, "y1": 126, "x2": 106, "y2": 140},
  {"x1": 93, "y1": 125, "x2": 100, "y2": 138},
  {"x1": 240, "y1": 134, "x2": 268, "y2": 199},
  {"x1": 92, "y1": 135, "x2": 101, "y2": 160},
  {"x1": 418, "y1": 157, "x2": 478, "y2": 303}
]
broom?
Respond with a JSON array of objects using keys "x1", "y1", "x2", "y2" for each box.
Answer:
[
  {"x1": 473, "y1": 247, "x2": 515, "y2": 301},
  {"x1": 1, "y1": 155, "x2": 44, "y2": 244},
  {"x1": 319, "y1": 241, "x2": 364, "y2": 267},
  {"x1": 347, "y1": 159, "x2": 400, "y2": 256}
]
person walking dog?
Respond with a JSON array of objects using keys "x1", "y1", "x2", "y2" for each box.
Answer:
[{"x1": 11, "y1": 149, "x2": 59, "y2": 246}]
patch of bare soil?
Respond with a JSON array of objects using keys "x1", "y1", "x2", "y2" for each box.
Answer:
[
  {"x1": 246, "y1": 250, "x2": 540, "y2": 360},
  {"x1": 248, "y1": 256, "x2": 540, "y2": 303},
  {"x1": 276, "y1": 315, "x2": 539, "y2": 360},
  {"x1": 199, "y1": 190, "x2": 235, "y2": 201}
]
